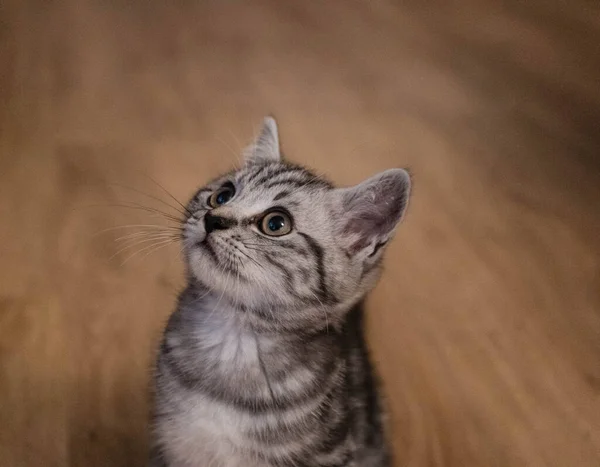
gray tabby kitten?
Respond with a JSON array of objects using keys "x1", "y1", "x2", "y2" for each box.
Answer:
[{"x1": 150, "y1": 117, "x2": 411, "y2": 467}]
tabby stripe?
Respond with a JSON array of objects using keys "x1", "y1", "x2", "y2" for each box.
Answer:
[
  {"x1": 311, "y1": 437, "x2": 353, "y2": 467},
  {"x1": 258, "y1": 169, "x2": 311, "y2": 185},
  {"x1": 313, "y1": 400, "x2": 352, "y2": 455},
  {"x1": 298, "y1": 232, "x2": 336, "y2": 304},
  {"x1": 344, "y1": 303, "x2": 384, "y2": 447},
  {"x1": 161, "y1": 344, "x2": 345, "y2": 415},
  {"x1": 264, "y1": 256, "x2": 298, "y2": 298},
  {"x1": 253, "y1": 167, "x2": 311, "y2": 188},
  {"x1": 274, "y1": 440, "x2": 352, "y2": 467},
  {"x1": 263, "y1": 177, "x2": 329, "y2": 191},
  {"x1": 273, "y1": 190, "x2": 291, "y2": 201},
  {"x1": 299, "y1": 267, "x2": 311, "y2": 283},
  {"x1": 158, "y1": 345, "x2": 199, "y2": 390},
  {"x1": 258, "y1": 387, "x2": 350, "y2": 465},
  {"x1": 250, "y1": 376, "x2": 346, "y2": 440},
  {"x1": 272, "y1": 239, "x2": 308, "y2": 257},
  {"x1": 243, "y1": 163, "x2": 273, "y2": 185},
  {"x1": 251, "y1": 306, "x2": 284, "y2": 324},
  {"x1": 246, "y1": 165, "x2": 293, "y2": 186},
  {"x1": 249, "y1": 306, "x2": 341, "y2": 337},
  {"x1": 362, "y1": 357, "x2": 381, "y2": 446}
]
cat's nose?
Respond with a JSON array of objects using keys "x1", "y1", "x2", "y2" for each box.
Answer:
[{"x1": 204, "y1": 213, "x2": 236, "y2": 234}]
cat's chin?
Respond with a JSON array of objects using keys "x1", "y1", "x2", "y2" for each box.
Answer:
[{"x1": 187, "y1": 254, "x2": 269, "y2": 306}]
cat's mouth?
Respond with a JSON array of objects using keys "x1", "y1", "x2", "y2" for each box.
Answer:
[
  {"x1": 196, "y1": 236, "x2": 219, "y2": 263},
  {"x1": 196, "y1": 235, "x2": 247, "y2": 277}
]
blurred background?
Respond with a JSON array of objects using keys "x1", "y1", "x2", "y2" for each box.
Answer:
[{"x1": 1, "y1": 1, "x2": 600, "y2": 466}]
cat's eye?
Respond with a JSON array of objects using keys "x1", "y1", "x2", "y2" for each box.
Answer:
[
  {"x1": 259, "y1": 210, "x2": 293, "y2": 237},
  {"x1": 208, "y1": 183, "x2": 235, "y2": 208}
]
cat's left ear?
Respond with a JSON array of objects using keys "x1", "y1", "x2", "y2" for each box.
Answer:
[
  {"x1": 336, "y1": 168, "x2": 411, "y2": 256},
  {"x1": 243, "y1": 116, "x2": 282, "y2": 164}
]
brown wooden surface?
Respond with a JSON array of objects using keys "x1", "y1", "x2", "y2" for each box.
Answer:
[{"x1": 1, "y1": 1, "x2": 600, "y2": 466}]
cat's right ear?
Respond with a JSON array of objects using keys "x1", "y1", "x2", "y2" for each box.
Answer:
[
  {"x1": 335, "y1": 168, "x2": 411, "y2": 257},
  {"x1": 243, "y1": 116, "x2": 282, "y2": 164}
]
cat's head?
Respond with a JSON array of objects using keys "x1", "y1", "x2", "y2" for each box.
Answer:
[{"x1": 182, "y1": 117, "x2": 410, "y2": 329}]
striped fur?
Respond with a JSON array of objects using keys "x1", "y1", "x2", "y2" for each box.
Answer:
[{"x1": 150, "y1": 118, "x2": 411, "y2": 467}]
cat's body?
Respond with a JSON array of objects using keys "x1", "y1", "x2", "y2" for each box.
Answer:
[
  {"x1": 150, "y1": 118, "x2": 411, "y2": 467},
  {"x1": 152, "y1": 286, "x2": 389, "y2": 467}
]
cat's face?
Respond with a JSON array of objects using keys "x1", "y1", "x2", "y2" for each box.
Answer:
[{"x1": 182, "y1": 118, "x2": 410, "y2": 328}]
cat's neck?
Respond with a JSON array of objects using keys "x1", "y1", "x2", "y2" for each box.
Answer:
[
  {"x1": 178, "y1": 280, "x2": 350, "y2": 339},
  {"x1": 163, "y1": 282, "x2": 351, "y2": 401}
]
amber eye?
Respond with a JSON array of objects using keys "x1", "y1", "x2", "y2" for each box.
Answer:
[
  {"x1": 208, "y1": 183, "x2": 235, "y2": 208},
  {"x1": 259, "y1": 210, "x2": 293, "y2": 237}
]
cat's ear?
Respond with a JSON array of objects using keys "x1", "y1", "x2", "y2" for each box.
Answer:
[
  {"x1": 336, "y1": 168, "x2": 411, "y2": 256},
  {"x1": 243, "y1": 116, "x2": 282, "y2": 164}
]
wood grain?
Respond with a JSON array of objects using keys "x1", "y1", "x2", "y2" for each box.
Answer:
[{"x1": 1, "y1": 1, "x2": 599, "y2": 465}]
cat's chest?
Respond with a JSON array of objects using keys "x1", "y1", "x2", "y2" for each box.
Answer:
[
  {"x1": 159, "y1": 310, "x2": 274, "y2": 466},
  {"x1": 160, "y1": 392, "x2": 262, "y2": 467},
  {"x1": 197, "y1": 313, "x2": 262, "y2": 368},
  {"x1": 182, "y1": 302, "x2": 270, "y2": 377}
]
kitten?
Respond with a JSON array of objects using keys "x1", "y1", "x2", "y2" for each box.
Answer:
[{"x1": 150, "y1": 117, "x2": 411, "y2": 467}]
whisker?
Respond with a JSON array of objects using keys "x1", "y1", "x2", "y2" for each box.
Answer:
[
  {"x1": 91, "y1": 224, "x2": 182, "y2": 238},
  {"x1": 216, "y1": 136, "x2": 243, "y2": 168},
  {"x1": 115, "y1": 201, "x2": 184, "y2": 223},
  {"x1": 113, "y1": 235, "x2": 180, "y2": 253},
  {"x1": 240, "y1": 246, "x2": 267, "y2": 254},
  {"x1": 189, "y1": 284, "x2": 215, "y2": 306},
  {"x1": 114, "y1": 230, "x2": 182, "y2": 242},
  {"x1": 108, "y1": 183, "x2": 188, "y2": 217},
  {"x1": 117, "y1": 231, "x2": 180, "y2": 243},
  {"x1": 135, "y1": 239, "x2": 180, "y2": 263},
  {"x1": 81, "y1": 203, "x2": 183, "y2": 224},
  {"x1": 190, "y1": 248, "x2": 231, "y2": 312},
  {"x1": 139, "y1": 173, "x2": 192, "y2": 216},
  {"x1": 227, "y1": 128, "x2": 244, "y2": 155},
  {"x1": 234, "y1": 247, "x2": 265, "y2": 270},
  {"x1": 119, "y1": 238, "x2": 177, "y2": 266},
  {"x1": 240, "y1": 239, "x2": 331, "y2": 332},
  {"x1": 110, "y1": 236, "x2": 178, "y2": 260}
]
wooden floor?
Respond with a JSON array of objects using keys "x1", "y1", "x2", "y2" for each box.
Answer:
[{"x1": 1, "y1": 1, "x2": 600, "y2": 466}]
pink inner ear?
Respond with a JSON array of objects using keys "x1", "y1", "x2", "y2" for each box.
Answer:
[
  {"x1": 341, "y1": 172, "x2": 410, "y2": 254},
  {"x1": 345, "y1": 211, "x2": 389, "y2": 253}
]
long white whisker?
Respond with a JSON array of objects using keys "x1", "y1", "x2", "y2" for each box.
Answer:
[
  {"x1": 80, "y1": 203, "x2": 183, "y2": 224},
  {"x1": 108, "y1": 183, "x2": 188, "y2": 217},
  {"x1": 114, "y1": 231, "x2": 181, "y2": 242},
  {"x1": 119, "y1": 238, "x2": 177, "y2": 266},
  {"x1": 110, "y1": 236, "x2": 176, "y2": 261},
  {"x1": 92, "y1": 224, "x2": 182, "y2": 238},
  {"x1": 136, "y1": 239, "x2": 179, "y2": 263},
  {"x1": 216, "y1": 136, "x2": 243, "y2": 169},
  {"x1": 138, "y1": 172, "x2": 192, "y2": 216}
]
